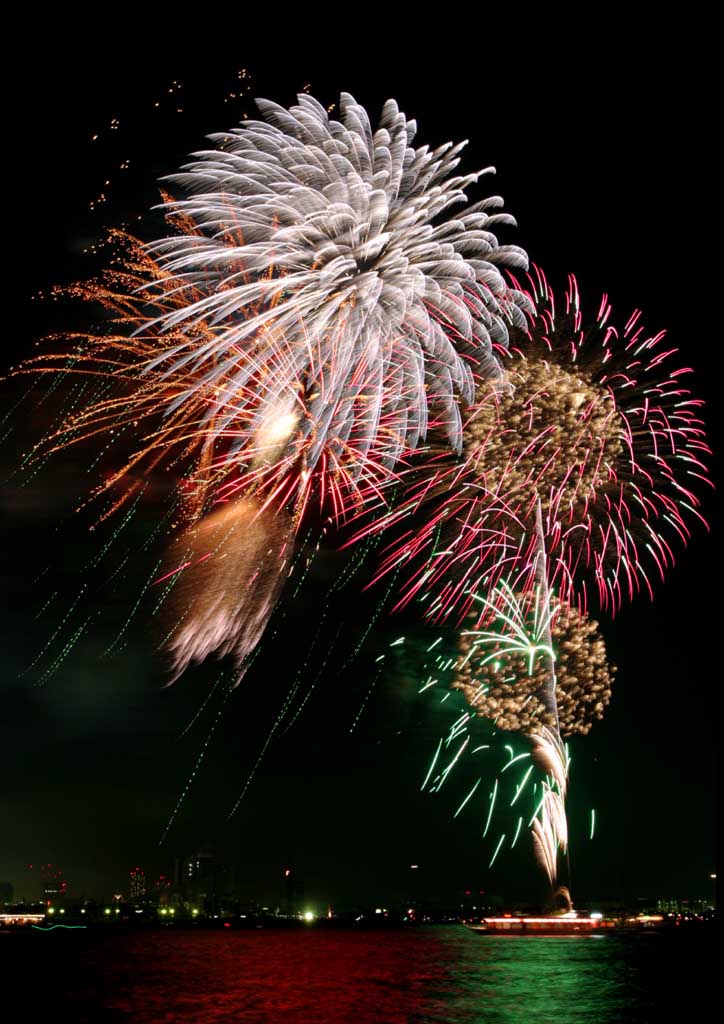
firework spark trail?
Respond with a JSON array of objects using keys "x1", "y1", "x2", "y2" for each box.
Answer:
[
  {"x1": 102, "y1": 558, "x2": 163, "y2": 657},
  {"x1": 421, "y1": 739, "x2": 444, "y2": 791},
  {"x1": 86, "y1": 484, "x2": 147, "y2": 570},
  {"x1": 159, "y1": 675, "x2": 234, "y2": 846},
  {"x1": 225, "y1": 622, "x2": 344, "y2": 821},
  {"x1": 33, "y1": 592, "x2": 58, "y2": 621},
  {"x1": 36, "y1": 615, "x2": 94, "y2": 686},
  {"x1": 333, "y1": 564, "x2": 404, "y2": 684},
  {"x1": 20, "y1": 584, "x2": 89, "y2": 676},
  {"x1": 453, "y1": 778, "x2": 481, "y2": 818},
  {"x1": 488, "y1": 832, "x2": 506, "y2": 868},
  {"x1": 511, "y1": 816, "x2": 523, "y2": 848},
  {"x1": 279, "y1": 624, "x2": 344, "y2": 737},
  {"x1": 482, "y1": 778, "x2": 498, "y2": 837},
  {"x1": 273, "y1": 605, "x2": 333, "y2": 731},
  {"x1": 511, "y1": 765, "x2": 534, "y2": 805},
  {"x1": 348, "y1": 665, "x2": 383, "y2": 733},
  {"x1": 178, "y1": 668, "x2": 228, "y2": 740}
]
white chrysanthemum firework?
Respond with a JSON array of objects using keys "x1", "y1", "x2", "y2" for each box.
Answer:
[{"x1": 145, "y1": 92, "x2": 530, "y2": 510}]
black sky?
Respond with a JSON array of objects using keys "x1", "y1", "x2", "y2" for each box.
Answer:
[{"x1": 2, "y1": 20, "x2": 719, "y2": 909}]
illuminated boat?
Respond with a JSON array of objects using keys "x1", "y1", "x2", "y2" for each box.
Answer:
[
  {"x1": 0, "y1": 913, "x2": 47, "y2": 928},
  {"x1": 465, "y1": 911, "x2": 615, "y2": 935}
]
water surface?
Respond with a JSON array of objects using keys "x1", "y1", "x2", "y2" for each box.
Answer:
[{"x1": 5, "y1": 925, "x2": 714, "y2": 1022}]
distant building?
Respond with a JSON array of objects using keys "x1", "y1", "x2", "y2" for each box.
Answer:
[
  {"x1": 655, "y1": 897, "x2": 715, "y2": 914},
  {"x1": 0, "y1": 882, "x2": 13, "y2": 906},
  {"x1": 180, "y1": 848, "x2": 221, "y2": 910},
  {"x1": 129, "y1": 868, "x2": 147, "y2": 902}
]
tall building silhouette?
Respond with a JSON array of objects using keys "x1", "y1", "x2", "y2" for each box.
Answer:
[{"x1": 129, "y1": 867, "x2": 146, "y2": 902}]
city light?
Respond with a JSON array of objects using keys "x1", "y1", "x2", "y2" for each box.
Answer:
[{"x1": 303, "y1": 911, "x2": 314, "y2": 922}]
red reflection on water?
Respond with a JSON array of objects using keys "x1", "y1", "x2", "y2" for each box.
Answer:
[{"x1": 64, "y1": 930, "x2": 449, "y2": 1023}]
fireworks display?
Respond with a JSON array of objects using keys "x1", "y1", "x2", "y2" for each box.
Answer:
[
  {"x1": 455, "y1": 588, "x2": 614, "y2": 736},
  {"x1": 16, "y1": 92, "x2": 532, "y2": 678},
  {"x1": 10, "y1": 76, "x2": 714, "y2": 899},
  {"x1": 411, "y1": 620, "x2": 575, "y2": 886},
  {"x1": 354, "y1": 265, "x2": 710, "y2": 889},
  {"x1": 141, "y1": 91, "x2": 530, "y2": 513},
  {"x1": 359, "y1": 268, "x2": 711, "y2": 621}
]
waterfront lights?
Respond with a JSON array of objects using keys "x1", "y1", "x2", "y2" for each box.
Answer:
[{"x1": 303, "y1": 911, "x2": 314, "y2": 922}]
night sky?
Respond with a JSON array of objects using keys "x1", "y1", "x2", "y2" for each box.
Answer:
[{"x1": 2, "y1": 23, "x2": 718, "y2": 911}]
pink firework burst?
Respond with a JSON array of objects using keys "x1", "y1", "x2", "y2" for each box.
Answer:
[{"x1": 352, "y1": 267, "x2": 712, "y2": 622}]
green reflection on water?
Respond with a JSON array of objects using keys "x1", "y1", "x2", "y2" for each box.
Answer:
[{"x1": 420, "y1": 930, "x2": 648, "y2": 1024}]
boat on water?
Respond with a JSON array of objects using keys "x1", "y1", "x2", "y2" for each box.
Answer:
[
  {"x1": 465, "y1": 911, "x2": 665, "y2": 935},
  {"x1": 465, "y1": 912, "x2": 612, "y2": 935}
]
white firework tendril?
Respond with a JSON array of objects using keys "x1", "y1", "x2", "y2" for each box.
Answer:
[
  {"x1": 143, "y1": 92, "x2": 530, "y2": 482},
  {"x1": 529, "y1": 728, "x2": 569, "y2": 885}
]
